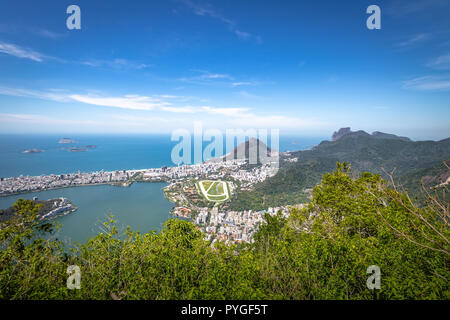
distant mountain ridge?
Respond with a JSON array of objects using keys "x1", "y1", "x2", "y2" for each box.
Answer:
[
  {"x1": 230, "y1": 128, "x2": 450, "y2": 211},
  {"x1": 371, "y1": 131, "x2": 411, "y2": 142},
  {"x1": 332, "y1": 127, "x2": 411, "y2": 142}
]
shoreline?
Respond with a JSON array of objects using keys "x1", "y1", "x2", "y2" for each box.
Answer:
[{"x1": 0, "y1": 180, "x2": 169, "y2": 199}]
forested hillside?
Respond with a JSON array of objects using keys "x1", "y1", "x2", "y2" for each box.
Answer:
[
  {"x1": 1, "y1": 163, "x2": 448, "y2": 299},
  {"x1": 230, "y1": 130, "x2": 450, "y2": 211}
]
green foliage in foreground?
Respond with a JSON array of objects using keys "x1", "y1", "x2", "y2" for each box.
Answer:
[{"x1": 1, "y1": 163, "x2": 449, "y2": 300}]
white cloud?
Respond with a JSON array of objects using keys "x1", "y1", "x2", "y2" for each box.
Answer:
[
  {"x1": 0, "y1": 41, "x2": 151, "y2": 69},
  {"x1": 0, "y1": 86, "x2": 70, "y2": 101},
  {"x1": 0, "y1": 41, "x2": 45, "y2": 62},
  {"x1": 160, "y1": 105, "x2": 248, "y2": 115},
  {"x1": 0, "y1": 111, "x2": 328, "y2": 133},
  {"x1": 396, "y1": 33, "x2": 431, "y2": 48},
  {"x1": 228, "y1": 113, "x2": 328, "y2": 129},
  {"x1": 402, "y1": 76, "x2": 450, "y2": 91},
  {"x1": 0, "y1": 23, "x2": 65, "y2": 39},
  {"x1": 69, "y1": 94, "x2": 170, "y2": 111},
  {"x1": 235, "y1": 30, "x2": 251, "y2": 39},
  {"x1": 231, "y1": 81, "x2": 255, "y2": 87},
  {"x1": 0, "y1": 85, "x2": 322, "y2": 131},
  {"x1": 427, "y1": 54, "x2": 450, "y2": 70},
  {"x1": 201, "y1": 73, "x2": 231, "y2": 80},
  {"x1": 33, "y1": 29, "x2": 64, "y2": 39},
  {"x1": 180, "y1": 0, "x2": 234, "y2": 26},
  {"x1": 179, "y1": 0, "x2": 261, "y2": 43},
  {"x1": 0, "y1": 112, "x2": 180, "y2": 133},
  {"x1": 0, "y1": 85, "x2": 250, "y2": 116},
  {"x1": 160, "y1": 105, "x2": 198, "y2": 113},
  {"x1": 201, "y1": 106, "x2": 248, "y2": 116},
  {"x1": 0, "y1": 113, "x2": 103, "y2": 126},
  {"x1": 238, "y1": 90, "x2": 262, "y2": 99},
  {"x1": 179, "y1": 70, "x2": 233, "y2": 84},
  {"x1": 80, "y1": 58, "x2": 152, "y2": 70}
]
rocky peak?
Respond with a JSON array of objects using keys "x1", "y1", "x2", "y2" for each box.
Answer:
[{"x1": 331, "y1": 127, "x2": 353, "y2": 141}]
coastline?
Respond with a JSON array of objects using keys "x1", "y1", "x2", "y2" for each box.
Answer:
[
  {"x1": 0, "y1": 179, "x2": 168, "y2": 198},
  {"x1": 0, "y1": 182, "x2": 130, "y2": 198}
]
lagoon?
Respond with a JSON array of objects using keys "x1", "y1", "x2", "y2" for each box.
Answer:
[{"x1": 0, "y1": 182, "x2": 173, "y2": 245}]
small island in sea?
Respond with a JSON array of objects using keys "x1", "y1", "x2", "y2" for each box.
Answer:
[
  {"x1": 0, "y1": 197, "x2": 77, "y2": 222},
  {"x1": 70, "y1": 147, "x2": 88, "y2": 152},
  {"x1": 58, "y1": 138, "x2": 78, "y2": 144},
  {"x1": 23, "y1": 149, "x2": 44, "y2": 154},
  {"x1": 69, "y1": 145, "x2": 97, "y2": 152}
]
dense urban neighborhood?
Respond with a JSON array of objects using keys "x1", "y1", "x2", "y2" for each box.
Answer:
[{"x1": 0, "y1": 158, "x2": 279, "y2": 196}]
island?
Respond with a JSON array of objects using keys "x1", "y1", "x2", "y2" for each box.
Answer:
[
  {"x1": 58, "y1": 138, "x2": 78, "y2": 144},
  {"x1": 70, "y1": 147, "x2": 88, "y2": 152},
  {"x1": 23, "y1": 149, "x2": 44, "y2": 154}
]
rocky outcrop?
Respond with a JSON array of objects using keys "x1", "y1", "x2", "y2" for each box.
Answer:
[{"x1": 331, "y1": 127, "x2": 353, "y2": 141}]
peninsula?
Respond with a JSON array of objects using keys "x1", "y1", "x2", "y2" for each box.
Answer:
[{"x1": 0, "y1": 197, "x2": 77, "y2": 222}]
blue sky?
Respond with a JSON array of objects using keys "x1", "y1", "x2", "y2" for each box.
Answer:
[{"x1": 0, "y1": 0, "x2": 449, "y2": 139}]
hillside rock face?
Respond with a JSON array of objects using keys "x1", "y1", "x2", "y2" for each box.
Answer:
[
  {"x1": 227, "y1": 137, "x2": 272, "y2": 161},
  {"x1": 332, "y1": 128, "x2": 413, "y2": 142},
  {"x1": 332, "y1": 127, "x2": 353, "y2": 141},
  {"x1": 211, "y1": 138, "x2": 273, "y2": 164},
  {"x1": 371, "y1": 131, "x2": 412, "y2": 142},
  {"x1": 231, "y1": 128, "x2": 450, "y2": 211}
]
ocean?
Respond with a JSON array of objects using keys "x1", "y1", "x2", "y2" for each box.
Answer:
[
  {"x1": 0, "y1": 134, "x2": 326, "y2": 244},
  {"x1": 0, "y1": 134, "x2": 326, "y2": 177}
]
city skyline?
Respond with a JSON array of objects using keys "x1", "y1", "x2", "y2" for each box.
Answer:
[{"x1": 0, "y1": 0, "x2": 449, "y2": 140}]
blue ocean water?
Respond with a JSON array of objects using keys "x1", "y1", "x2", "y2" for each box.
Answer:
[
  {"x1": 0, "y1": 134, "x2": 326, "y2": 178},
  {"x1": 0, "y1": 134, "x2": 174, "y2": 177}
]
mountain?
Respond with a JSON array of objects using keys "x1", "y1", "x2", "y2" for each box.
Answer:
[
  {"x1": 332, "y1": 127, "x2": 412, "y2": 142},
  {"x1": 230, "y1": 128, "x2": 450, "y2": 210},
  {"x1": 371, "y1": 131, "x2": 411, "y2": 142},
  {"x1": 331, "y1": 127, "x2": 352, "y2": 141},
  {"x1": 212, "y1": 137, "x2": 273, "y2": 164}
]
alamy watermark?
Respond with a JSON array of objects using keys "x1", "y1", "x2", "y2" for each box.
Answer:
[
  {"x1": 366, "y1": 265, "x2": 381, "y2": 290},
  {"x1": 366, "y1": 5, "x2": 381, "y2": 30},
  {"x1": 64, "y1": 4, "x2": 380, "y2": 31},
  {"x1": 170, "y1": 121, "x2": 280, "y2": 175},
  {"x1": 67, "y1": 265, "x2": 81, "y2": 290},
  {"x1": 66, "y1": 5, "x2": 81, "y2": 30}
]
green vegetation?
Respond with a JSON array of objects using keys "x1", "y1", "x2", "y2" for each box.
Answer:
[
  {"x1": 231, "y1": 131, "x2": 450, "y2": 210},
  {"x1": 201, "y1": 180, "x2": 213, "y2": 191},
  {"x1": 208, "y1": 182, "x2": 220, "y2": 195},
  {"x1": 210, "y1": 194, "x2": 227, "y2": 201},
  {"x1": 198, "y1": 180, "x2": 229, "y2": 203},
  {"x1": 1, "y1": 163, "x2": 449, "y2": 299},
  {"x1": 0, "y1": 198, "x2": 76, "y2": 223}
]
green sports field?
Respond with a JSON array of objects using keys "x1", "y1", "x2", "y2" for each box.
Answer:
[{"x1": 197, "y1": 180, "x2": 230, "y2": 202}]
